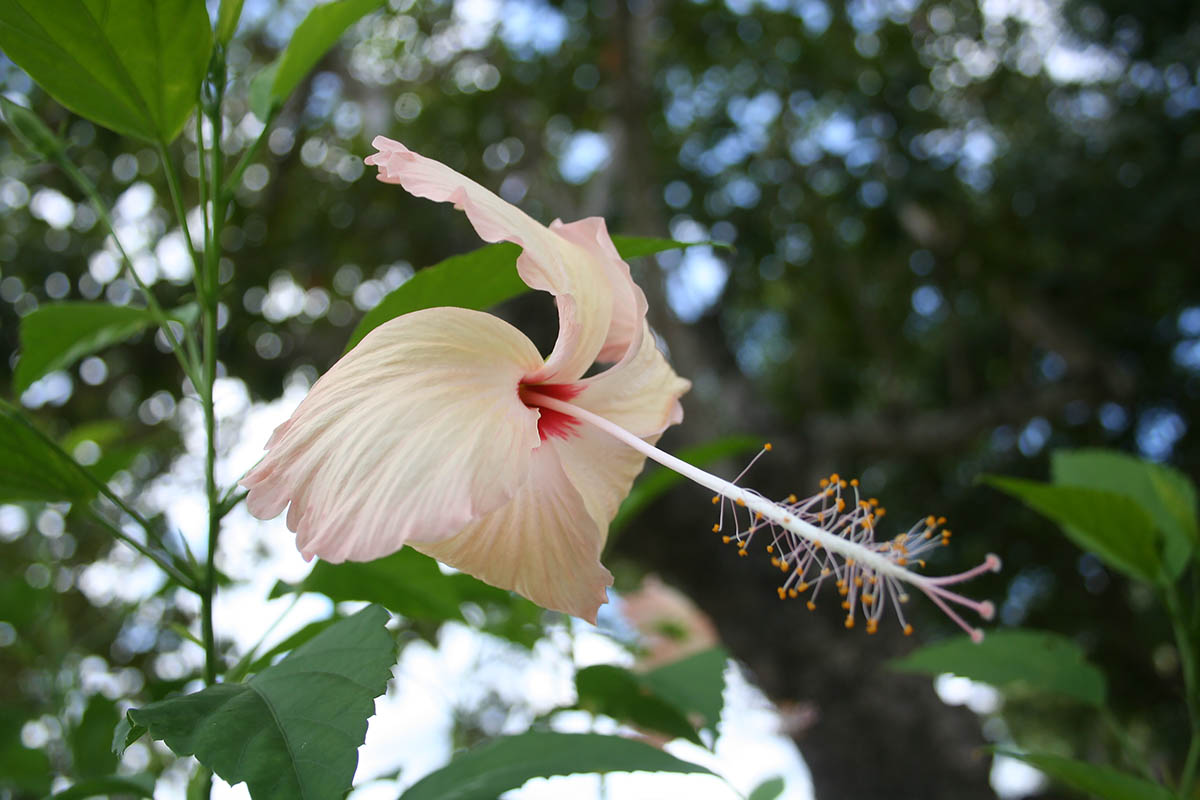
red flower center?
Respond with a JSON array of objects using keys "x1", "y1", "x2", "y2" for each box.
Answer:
[{"x1": 519, "y1": 382, "x2": 583, "y2": 442}]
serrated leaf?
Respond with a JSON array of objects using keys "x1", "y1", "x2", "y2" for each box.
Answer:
[
  {"x1": 891, "y1": 629, "x2": 1106, "y2": 707},
  {"x1": 748, "y1": 776, "x2": 786, "y2": 800},
  {"x1": 43, "y1": 773, "x2": 155, "y2": 800},
  {"x1": 250, "y1": 0, "x2": 385, "y2": 120},
  {"x1": 574, "y1": 665, "x2": 702, "y2": 744},
  {"x1": 398, "y1": 732, "x2": 713, "y2": 800},
  {"x1": 344, "y1": 236, "x2": 707, "y2": 352},
  {"x1": 0, "y1": 0, "x2": 211, "y2": 142},
  {"x1": 1052, "y1": 449, "x2": 1198, "y2": 579},
  {"x1": 0, "y1": 400, "x2": 94, "y2": 503},
  {"x1": 611, "y1": 437, "x2": 761, "y2": 535},
  {"x1": 124, "y1": 605, "x2": 395, "y2": 800},
  {"x1": 0, "y1": 97, "x2": 66, "y2": 161},
  {"x1": 984, "y1": 476, "x2": 1160, "y2": 583},
  {"x1": 642, "y1": 647, "x2": 729, "y2": 734},
  {"x1": 999, "y1": 752, "x2": 1174, "y2": 800},
  {"x1": 16, "y1": 302, "x2": 198, "y2": 394}
]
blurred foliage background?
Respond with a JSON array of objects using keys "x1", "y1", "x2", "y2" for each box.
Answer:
[{"x1": 1, "y1": 0, "x2": 1198, "y2": 797}]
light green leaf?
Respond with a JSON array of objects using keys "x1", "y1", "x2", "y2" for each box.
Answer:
[
  {"x1": 43, "y1": 773, "x2": 155, "y2": 800},
  {"x1": 122, "y1": 605, "x2": 395, "y2": 800},
  {"x1": 249, "y1": 0, "x2": 385, "y2": 120},
  {"x1": 1052, "y1": 449, "x2": 1198, "y2": 579},
  {"x1": 891, "y1": 629, "x2": 1106, "y2": 707},
  {"x1": 574, "y1": 665, "x2": 702, "y2": 744},
  {"x1": 344, "y1": 236, "x2": 709, "y2": 352},
  {"x1": 984, "y1": 476, "x2": 1160, "y2": 583},
  {"x1": 611, "y1": 437, "x2": 762, "y2": 535},
  {"x1": 0, "y1": 399, "x2": 94, "y2": 504},
  {"x1": 0, "y1": 0, "x2": 212, "y2": 142},
  {"x1": 215, "y1": 0, "x2": 245, "y2": 45},
  {"x1": 0, "y1": 97, "x2": 66, "y2": 161},
  {"x1": 748, "y1": 776, "x2": 786, "y2": 800},
  {"x1": 398, "y1": 732, "x2": 714, "y2": 800},
  {"x1": 15, "y1": 302, "x2": 198, "y2": 394},
  {"x1": 999, "y1": 752, "x2": 1174, "y2": 800},
  {"x1": 642, "y1": 647, "x2": 730, "y2": 734}
]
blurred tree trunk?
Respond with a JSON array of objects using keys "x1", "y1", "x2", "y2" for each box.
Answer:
[{"x1": 604, "y1": 3, "x2": 997, "y2": 798}]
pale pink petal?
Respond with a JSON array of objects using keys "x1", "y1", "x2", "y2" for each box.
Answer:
[
  {"x1": 549, "y1": 217, "x2": 646, "y2": 364},
  {"x1": 241, "y1": 307, "x2": 544, "y2": 563},
  {"x1": 550, "y1": 425, "x2": 661, "y2": 541},
  {"x1": 575, "y1": 321, "x2": 692, "y2": 436},
  {"x1": 410, "y1": 443, "x2": 613, "y2": 622},
  {"x1": 365, "y1": 137, "x2": 614, "y2": 383}
]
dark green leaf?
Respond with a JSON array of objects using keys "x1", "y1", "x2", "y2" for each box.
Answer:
[
  {"x1": 234, "y1": 615, "x2": 341, "y2": 680},
  {"x1": 16, "y1": 302, "x2": 197, "y2": 394},
  {"x1": 111, "y1": 716, "x2": 144, "y2": 758},
  {"x1": 398, "y1": 732, "x2": 713, "y2": 800},
  {"x1": 43, "y1": 773, "x2": 155, "y2": 800},
  {"x1": 60, "y1": 420, "x2": 149, "y2": 485},
  {"x1": 249, "y1": 0, "x2": 385, "y2": 120},
  {"x1": 984, "y1": 476, "x2": 1160, "y2": 583},
  {"x1": 68, "y1": 694, "x2": 119, "y2": 777},
  {"x1": 0, "y1": 714, "x2": 52, "y2": 795},
  {"x1": 0, "y1": 399, "x2": 94, "y2": 503},
  {"x1": 574, "y1": 665, "x2": 702, "y2": 744},
  {"x1": 999, "y1": 752, "x2": 1174, "y2": 800},
  {"x1": 344, "y1": 236, "x2": 708, "y2": 352},
  {"x1": 748, "y1": 776, "x2": 786, "y2": 800},
  {"x1": 642, "y1": 647, "x2": 730, "y2": 734},
  {"x1": 1052, "y1": 449, "x2": 1198, "y2": 579},
  {"x1": 124, "y1": 605, "x2": 395, "y2": 800},
  {"x1": 891, "y1": 629, "x2": 1106, "y2": 707},
  {"x1": 0, "y1": 97, "x2": 65, "y2": 161},
  {"x1": 0, "y1": 0, "x2": 212, "y2": 142},
  {"x1": 610, "y1": 437, "x2": 762, "y2": 535}
]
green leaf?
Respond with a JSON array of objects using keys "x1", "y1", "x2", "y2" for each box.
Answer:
[
  {"x1": 610, "y1": 437, "x2": 762, "y2": 535},
  {"x1": 344, "y1": 236, "x2": 708, "y2": 352},
  {"x1": 0, "y1": 400, "x2": 94, "y2": 503},
  {"x1": 398, "y1": 732, "x2": 713, "y2": 800},
  {"x1": 748, "y1": 776, "x2": 786, "y2": 800},
  {"x1": 68, "y1": 694, "x2": 119, "y2": 777},
  {"x1": 0, "y1": 0, "x2": 212, "y2": 142},
  {"x1": 16, "y1": 302, "x2": 198, "y2": 394},
  {"x1": 43, "y1": 773, "x2": 155, "y2": 800},
  {"x1": 642, "y1": 647, "x2": 729, "y2": 734},
  {"x1": 249, "y1": 0, "x2": 385, "y2": 120},
  {"x1": 0, "y1": 714, "x2": 52, "y2": 795},
  {"x1": 232, "y1": 616, "x2": 341, "y2": 681},
  {"x1": 123, "y1": 605, "x2": 396, "y2": 800},
  {"x1": 1052, "y1": 449, "x2": 1198, "y2": 579},
  {"x1": 60, "y1": 420, "x2": 149, "y2": 485},
  {"x1": 574, "y1": 665, "x2": 702, "y2": 744},
  {"x1": 999, "y1": 752, "x2": 1174, "y2": 800},
  {"x1": 0, "y1": 97, "x2": 66, "y2": 161},
  {"x1": 215, "y1": 0, "x2": 245, "y2": 45},
  {"x1": 891, "y1": 629, "x2": 1106, "y2": 707},
  {"x1": 984, "y1": 476, "x2": 1161, "y2": 583}
]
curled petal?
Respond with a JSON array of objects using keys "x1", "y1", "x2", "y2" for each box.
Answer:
[
  {"x1": 241, "y1": 308, "x2": 544, "y2": 562},
  {"x1": 366, "y1": 137, "x2": 614, "y2": 383},
  {"x1": 552, "y1": 426, "x2": 661, "y2": 542},
  {"x1": 411, "y1": 443, "x2": 613, "y2": 622},
  {"x1": 576, "y1": 321, "x2": 692, "y2": 437}
]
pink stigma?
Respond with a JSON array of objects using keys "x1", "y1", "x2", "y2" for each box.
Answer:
[{"x1": 520, "y1": 382, "x2": 583, "y2": 442}]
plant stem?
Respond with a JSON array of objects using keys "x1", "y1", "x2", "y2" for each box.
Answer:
[
  {"x1": 200, "y1": 63, "x2": 228, "y2": 690},
  {"x1": 52, "y1": 154, "x2": 202, "y2": 388},
  {"x1": 155, "y1": 140, "x2": 206, "y2": 306},
  {"x1": 1167, "y1": 584, "x2": 1200, "y2": 795}
]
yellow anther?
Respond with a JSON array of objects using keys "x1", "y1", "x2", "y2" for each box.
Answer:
[
  {"x1": 876, "y1": 508, "x2": 886, "y2": 517},
  {"x1": 819, "y1": 478, "x2": 829, "y2": 488},
  {"x1": 786, "y1": 494, "x2": 797, "y2": 503},
  {"x1": 771, "y1": 557, "x2": 780, "y2": 567},
  {"x1": 867, "y1": 620, "x2": 878, "y2": 634},
  {"x1": 903, "y1": 624, "x2": 914, "y2": 636},
  {"x1": 817, "y1": 512, "x2": 825, "y2": 523},
  {"x1": 788, "y1": 588, "x2": 798, "y2": 598},
  {"x1": 765, "y1": 544, "x2": 774, "y2": 553},
  {"x1": 837, "y1": 498, "x2": 846, "y2": 512},
  {"x1": 926, "y1": 515, "x2": 936, "y2": 526},
  {"x1": 797, "y1": 581, "x2": 809, "y2": 592},
  {"x1": 821, "y1": 568, "x2": 831, "y2": 576},
  {"x1": 850, "y1": 478, "x2": 859, "y2": 487},
  {"x1": 917, "y1": 560, "x2": 926, "y2": 568},
  {"x1": 869, "y1": 498, "x2": 879, "y2": 507},
  {"x1": 937, "y1": 516, "x2": 947, "y2": 524},
  {"x1": 825, "y1": 488, "x2": 834, "y2": 497},
  {"x1": 839, "y1": 480, "x2": 847, "y2": 488},
  {"x1": 847, "y1": 558, "x2": 855, "y2": 566},
  {"x1": 897, "y1": 557, "x2": 908, "y2": 566},
  {"x1": 943, "y1": 530, "x2": 952, "y2": 537},
  {"x1": 779, "y1": 560, "x2": 789, "y2": 572},
  {"x1": 830, "y1": 473, "x2": 840, "y2": 483},
  {"x1": 806, "y1": 601, "x2": 816, "y2": 611},
  {"x1": 736, "y1": 498, "x2": 746, "y2": 507},
  {"x1": 712, "y1": 495, "x2": 720, "y2": 504},
  {"x1": 854, "y1": 576, "x2": 863, "y2": 587},
  {"x1": 863, "y1": 594, "x2": 875, "y2": 604},
  {"x1": 712, "y1": 524, "x2": 721, "y2": 532},
  {"x1": 722, "y1": 535, "x2": 731, "y2": 544},
  {"x1": 844, "y1": 617, "x2": 855, "y2": 629},
  {"x1": 755, "y1": 511, "x2": 763, "y2": 520},
  {"x1": 859, "y1": 499, "x2": 870, "y2": 508},
  {"x1": 777, "y1": 587, "x2": 787, "y2": 599},
  {"x1": 763, "y1": 442, "x2": 773, "y2": 451},
  {"x1": 738, "y1": 549, "x2": 748, "y2": 557},
  {"x1": 842, "y1": 600, "x2": 851, "y2": 610},
  {"x1": 839, "y1": 586, "x2": 849, "y2": 596}
]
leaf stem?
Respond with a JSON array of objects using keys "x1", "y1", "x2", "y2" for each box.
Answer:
[
  {"x1": 84, "y1": 509, "x2": 196, "y2": 590},
  {"x1": 155, "y1": 139, "x2": 207, "y2": 314}
]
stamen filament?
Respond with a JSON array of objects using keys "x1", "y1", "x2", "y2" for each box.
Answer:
[{"x1": 525, "y1": 391, "x2": 999, "y2": 640}]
